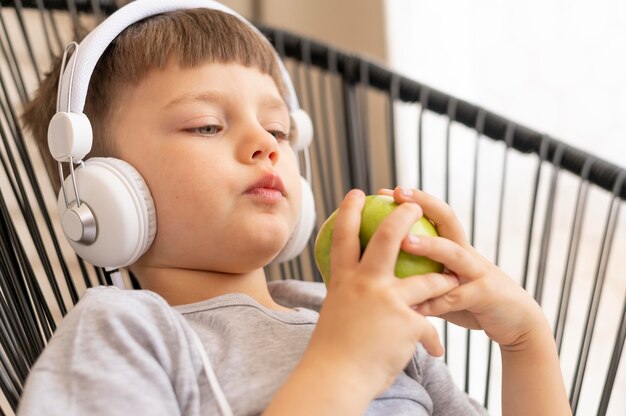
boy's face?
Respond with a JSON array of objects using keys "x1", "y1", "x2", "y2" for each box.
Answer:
[{"x1": 112, "y1": 61, "x2": 302, "y2": 273}]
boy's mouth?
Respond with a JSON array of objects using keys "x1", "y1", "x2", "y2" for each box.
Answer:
[{"x1": 245, "y1": 173, "x2": 286, "y2": 200}]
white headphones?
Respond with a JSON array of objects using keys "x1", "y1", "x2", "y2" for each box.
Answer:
[{"x1": 48, "y1": 0, "x2": 316, "y2": 272}]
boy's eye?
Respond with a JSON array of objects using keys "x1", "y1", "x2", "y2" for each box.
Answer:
[
  {"x1": 268, "y1": 130, "x2": 290, "y2": 142},
  {"x1": 185, "y1": 125, "x2": 222, "y2": 136}
]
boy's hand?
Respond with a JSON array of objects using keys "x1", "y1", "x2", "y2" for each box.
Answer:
[
  {"x1": 379, "y1": 187, "x2": 547, "y2": 352},
  {"x1": 304, "y1": 189, "x2": 459, "y2": 397}
]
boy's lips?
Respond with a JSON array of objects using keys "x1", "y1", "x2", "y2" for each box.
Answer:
[{"x1": 245, "y1": 173, "x2": 286, "y2": 201}]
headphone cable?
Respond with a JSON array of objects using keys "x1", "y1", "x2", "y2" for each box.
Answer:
[{"x1": 190, "y1": 328, "x2": 234, "y2": 416}]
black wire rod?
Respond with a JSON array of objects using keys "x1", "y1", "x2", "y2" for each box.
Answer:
[{"x1": 0, "y1": 0, "x2": 117, "y2": 15}]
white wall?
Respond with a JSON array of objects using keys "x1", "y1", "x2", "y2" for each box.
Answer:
[{"x1": 386, "y1": 0, "x2": 626, "y2": 167}]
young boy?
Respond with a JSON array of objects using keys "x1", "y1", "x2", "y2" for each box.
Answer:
[{"x1": 17, "y1": 2, "x2": 571, "y2": 415}]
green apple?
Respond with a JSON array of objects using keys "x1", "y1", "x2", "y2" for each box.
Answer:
[{"x1": 314, "y1": 194, "x2": 443, "y2": 285}]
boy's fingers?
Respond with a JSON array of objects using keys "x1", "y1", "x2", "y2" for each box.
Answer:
[
  {"x1": 394, "y1": 273, "x2": 459, "y2": 306},
  {"x1": 401, "y1": 235, "x2": 482, "y2": 282},
  {"x1": 415, "y1": 281, "x2": 481, "y2": 318},
  {"x1": 391, "y1": 187, "x2": 469, "y2": 247},
  {"x1": 329, "y1": 189, "x2": 366, "y2": 279},
  {"x1": 360, "y1": 202, "x2": 423, "y2": 276},
  {"x1": 413, "y1": 318, "x2": 445, "y2": 357}
]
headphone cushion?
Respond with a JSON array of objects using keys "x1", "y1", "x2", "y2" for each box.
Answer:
[
  {"x1": 290, "y1": 109, "x2": 314, "y2": 152},
  {"x1": 104, "y1": 157, "x2": 157, "y2": 252},
  {"x1": 57, "y1": 157, "x2": 156, "y2": 268},
  {"x1": 271, "y1": 175, "x2": 316, "y2": 264}
]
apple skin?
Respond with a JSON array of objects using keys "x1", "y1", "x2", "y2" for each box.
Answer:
[{"x1": 314, "y1": 195, "x2": 443, "y2": 286}]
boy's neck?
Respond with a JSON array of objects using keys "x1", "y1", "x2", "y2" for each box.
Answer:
[{"x1": 130, "y1": 265, "x2": 291, "y2": 311}]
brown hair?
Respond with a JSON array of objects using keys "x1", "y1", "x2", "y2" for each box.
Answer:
[{"x1": 22, "y1": 8, "x2": 287, "y2": 189}]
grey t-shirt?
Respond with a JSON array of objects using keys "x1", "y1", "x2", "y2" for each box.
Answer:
[{"x1": 17, "y1": 279, "x2": 486, "y2": 415}]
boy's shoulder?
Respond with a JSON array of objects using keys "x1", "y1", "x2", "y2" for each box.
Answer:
[
  {"x1": 75, "y1": 285, "x2": 172, "y2": 318},
  {"x1": 22, "y1": 287, "x2": 198, "y2": 415},
  {"x1": 267, "y1": 279, "x2": 327, "y2": 312},
  {"x1": 61, "y1": 280, "x2": 327, "y2": 332},
  {"x1": 35, "y1": 286, "x2": 193, "y2": 374},
  {"x1": 54, "y1": 286, "x2": 182, "y2": 343}
]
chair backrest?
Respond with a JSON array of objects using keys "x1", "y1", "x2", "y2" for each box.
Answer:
[{"x1": 0, "y1": 1, "x2": 625, "y2": 415}]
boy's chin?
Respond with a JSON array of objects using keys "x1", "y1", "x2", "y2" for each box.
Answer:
[
  {"x1": 246, "y1": 220, "x2": 294, "y2": 249},
  {"x1": 244, "y1": 237, "x2": 291, "y2": 265}
]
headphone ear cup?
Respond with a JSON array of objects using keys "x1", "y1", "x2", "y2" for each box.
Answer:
[
  {"x1": 271, "y1": 175, "x2": 316, "y2": 264},
  {"x1": 289, "y1": 109, "x2": 313, "y2": 152},
  {"x1": 57, "y1": 157, "x2": 156, "y2": 268}
]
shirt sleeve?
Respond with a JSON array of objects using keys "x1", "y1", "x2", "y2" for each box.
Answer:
[
  {"x1": 408, "y1": 345, "x2": 489, "y2": 416},
  {"x1": 17, "y1": 287, "x2": 200, "y2": 416}
]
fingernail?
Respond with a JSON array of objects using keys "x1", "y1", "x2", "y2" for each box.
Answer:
[
  {"x1": 400, "y1": 187, "x2": 413, "y2": 197},
  {"x1": 348, "y1": 189, "x2": 364, "y2": 199},
  {"x1": 407, "y1": 234, "x2": 421, "y2": 245}
]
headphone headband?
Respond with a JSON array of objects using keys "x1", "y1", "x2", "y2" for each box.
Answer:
[{"x1": 58, "y1": 0, "x2": 301, "y2": 114}]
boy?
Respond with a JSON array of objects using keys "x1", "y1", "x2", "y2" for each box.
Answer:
[{"x1": 17, "y1": 1, "x2": 570, "y2": 415}]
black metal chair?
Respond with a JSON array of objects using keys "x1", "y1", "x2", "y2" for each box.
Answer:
[{"x1": 0, "y1": 1, "x2": 624, "y2": 415}]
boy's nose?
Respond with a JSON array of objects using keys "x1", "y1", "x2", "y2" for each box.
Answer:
[{"x1": 238, "y1": 125, "x2": 280, "y2": 165}]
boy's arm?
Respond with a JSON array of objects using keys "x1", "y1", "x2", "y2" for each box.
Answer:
[
  {"x1": 381, "y1": 186, "x2": 571, "y2": 416},
  {"x1": 499, "y1": 310, "x2": 570, "y2": 416}
]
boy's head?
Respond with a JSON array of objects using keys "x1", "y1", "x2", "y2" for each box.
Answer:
[
  {"x1": 22, "y1": 1, "x2": 315, "y2": 278},
  {"x1": 24, "y1": 8, "x2": 288, "y2": 190}
]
